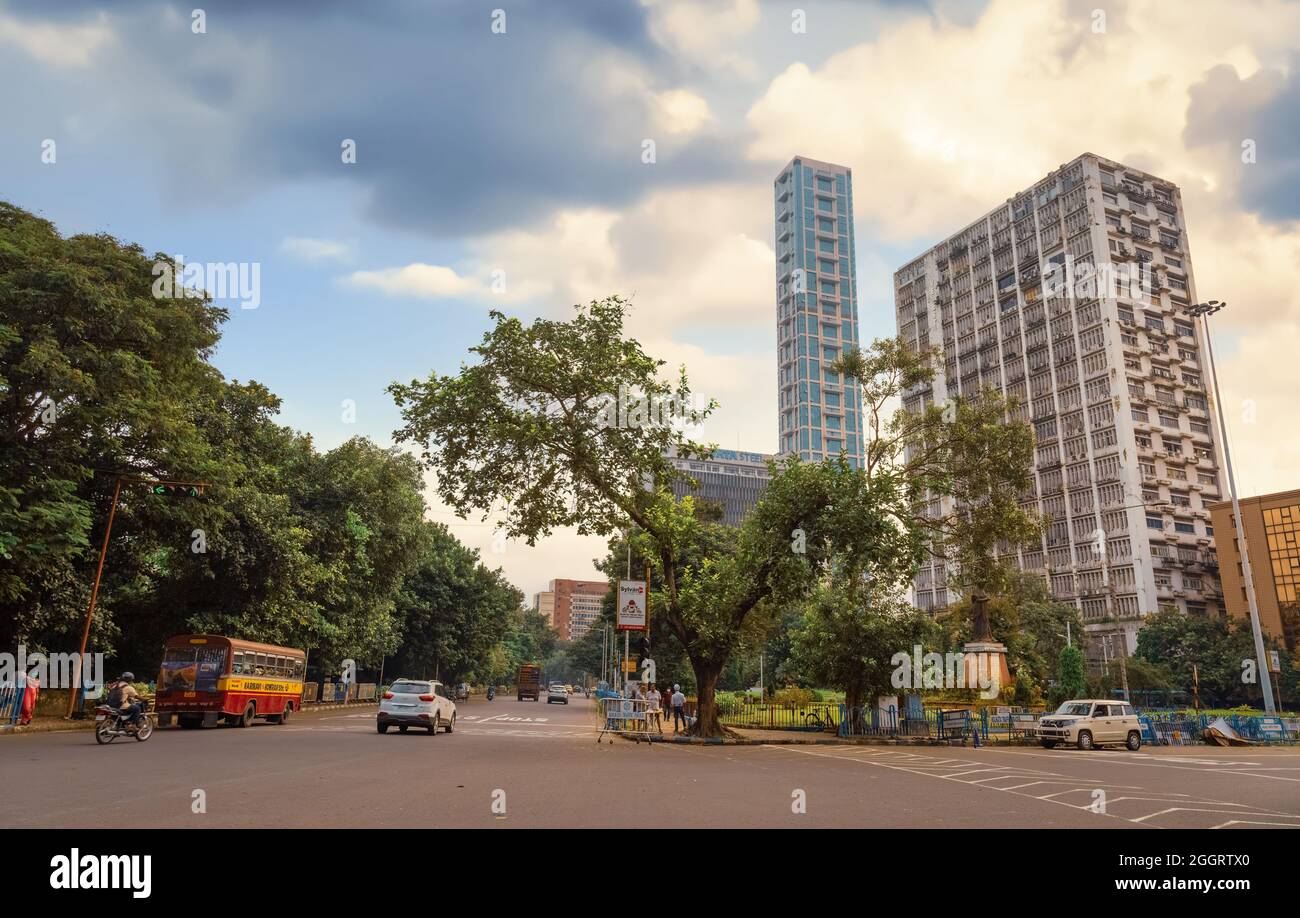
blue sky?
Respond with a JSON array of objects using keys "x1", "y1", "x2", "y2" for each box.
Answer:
[{"x1": 5, "y1": 0, "x2": 1300, "y2": 596}]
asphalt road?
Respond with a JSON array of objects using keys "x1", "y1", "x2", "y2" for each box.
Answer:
[{"x1": 4, "y1": 696, "x2": 1299, "y2": 828}]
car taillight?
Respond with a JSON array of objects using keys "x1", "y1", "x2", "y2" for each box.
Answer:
[
  {"x1": 383, "y1": 692, "x2": 394, "y2": 699},
  {"x1": 419, "y1": 694, "x2": 434, "y2": 701}
]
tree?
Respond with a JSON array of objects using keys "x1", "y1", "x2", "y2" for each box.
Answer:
[
  {"x1": 0, "y1": 202, "x2": 225, "y2": 651},
  {"x1": 1055, "y1": 644, "x2": 1086, "y2": 705},
  {"x1": 788, "y1": 578, "x2": 936, "y2": 715},
  {"x1": 832, "y1": 339, "x2": 1041, "y2": 643},
  {"x1": 389, "y1": 522, "x2": 522, "y2": 683},
  {"x1": 389, "y1": 299, "x2": 924, "y2": 735}
]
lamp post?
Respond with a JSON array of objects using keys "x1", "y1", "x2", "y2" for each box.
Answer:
[{"x1": 1187, "y1": 300, "x2": 1275, "y2": 713}]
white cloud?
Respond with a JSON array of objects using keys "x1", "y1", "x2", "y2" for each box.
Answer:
[
  {"x1": 344, "y1": 263, "x2": 485, "y2": 300},
  {"x1": 642, "y1": 0, "x2": 761, "y2": 79},
  {"x1": 1216, "y1": 322, "x2": 1300, "y2": 498},
  {"x1": 281, "y1": 237, "x2": 352, "y2": 263},
  {"x1": 0, "y1": 12, "x2": 112, "y2": 68}
]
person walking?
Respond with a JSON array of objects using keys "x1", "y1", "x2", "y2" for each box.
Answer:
[
  {"x1": 670, "y1": 684, "x2": 687, "y2": 734},
  {"x1": 646, "y1": 683, "x2": 663, "y2": 733}
]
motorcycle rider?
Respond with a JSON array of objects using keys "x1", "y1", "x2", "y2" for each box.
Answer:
[{"x1": 106, "y1": 672, "x2": 143, "y2": 730}]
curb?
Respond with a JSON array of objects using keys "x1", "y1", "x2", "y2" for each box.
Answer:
[{"x1": 618, "y1": 731, "x2": 1040, "y2": 747}]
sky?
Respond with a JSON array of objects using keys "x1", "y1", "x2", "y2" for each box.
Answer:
[{"x1": 5, "y1": 0, "x2": 1300, "y2": 601}]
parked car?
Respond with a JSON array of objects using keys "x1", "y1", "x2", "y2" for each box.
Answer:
[
  {"x1": 547, "y1": 683, "x2": 569, "y2": 704},
  {"x1": 1037, "y1": 699, "x2": 1141, "y2": 750},
  {"x1": 377, "y1": 679, "x2": 457, "y2": 735}
]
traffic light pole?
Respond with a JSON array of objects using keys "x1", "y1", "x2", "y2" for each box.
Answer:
[
  {"x1": 65, "y1": 474, "x2": 209, "y2": 718},
  {"x1": 67, "y1": 475, "x2": 123, "y2": 717}
]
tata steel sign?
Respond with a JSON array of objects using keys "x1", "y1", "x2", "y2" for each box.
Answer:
[{"x1": 617, "y1": 580, "x2": 647, "y2": 631}]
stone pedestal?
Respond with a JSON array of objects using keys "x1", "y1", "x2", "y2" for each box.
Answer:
[{"x1": 962, "y1": 641, "x2": 1012, "y2": 699}]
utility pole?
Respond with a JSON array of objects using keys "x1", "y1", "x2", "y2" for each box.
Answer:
[
  {"x1": 67, "y1": 475, "x2": 209, "y2": 718},
  {"x1": 1190, "y1": 300, "x2": 1275, "y2": 712}
]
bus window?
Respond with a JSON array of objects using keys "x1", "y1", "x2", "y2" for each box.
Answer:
[
  {"x1": 255, "y1": 653, "x2": 267, "y2": 675},
  {"x1": 293, "y1": 658, "x2": 304, "y2": 678},
  {"x1": 277, "y1": 655, "x2": 287, "y2": 676},
  {"x1": 232, "y1": 652, "x2": 245, "y2": 674}
]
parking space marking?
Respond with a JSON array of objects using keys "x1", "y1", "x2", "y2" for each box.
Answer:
[{"x1": 765, "y1": 744, "x2": 1300, "y2": 828}]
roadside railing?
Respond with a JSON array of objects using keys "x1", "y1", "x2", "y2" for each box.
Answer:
[{"x1": 717, "y1": 700, "x2": 843, "y2": 732}]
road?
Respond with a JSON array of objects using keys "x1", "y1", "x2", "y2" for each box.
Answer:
[{"x1": 3, "y1": 696, "x2": 1299, "y2": 828}]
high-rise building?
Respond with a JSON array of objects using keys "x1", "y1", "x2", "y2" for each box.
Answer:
[
  {"x1": 1209, "y1": 489, "x2": 1300, "y2": 652},
  {"x1": 894, "y1": 153, "x2": 1225, "y2": 657},
  {"x1": 534, "y1": 590, "x2": 555, "y2": 628},
  {"x1": 666, "y1": 446, "x2": 773, "y2": 526},
  {"x1": 550, "y1": 578, "x2": 609, "y2": 642},
  {"x1": 774, "y1": 156, "x2": 864, "y2": 468}
]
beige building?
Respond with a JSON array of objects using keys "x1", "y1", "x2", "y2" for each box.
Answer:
[
  {"x1": 1209, "y1": 489, "x2": 1300, "y2": 652},
  {"x1": 533, "y1": 591, "x2": 555, "y2": 628},
  {"x1": 894, "y1": 153, "x2": 1226, "y2": 660}
]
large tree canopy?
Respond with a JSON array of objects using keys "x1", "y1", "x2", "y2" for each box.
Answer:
[
  {"x1": 391, "y1": 298, "x2": 929, "y2": 734},
  {"x1": 1, "y1": 201, "x2": 517, "y2": 684}
]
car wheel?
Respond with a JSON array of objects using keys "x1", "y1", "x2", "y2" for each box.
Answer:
[
  {"x1": 377, "y1": 723, "x2": 388, "y2": 734},
  {"x1": 444, "y1": 713, "x2": 455, "y2": 734},
  {"x1": 1076, "y1": 730, "x2": 1094, "y2": 751},
  {"x1": 1040, "y1": 741, "x2": 1057, "y2": 749},
  {"x1": 1126, "y1": 730, "x2": 1141, "y2": 751},
  {"x1": 398, "y1": 725, "x2": 408, "y2": 734}
]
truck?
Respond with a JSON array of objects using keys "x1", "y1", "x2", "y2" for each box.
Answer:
[{"x1": 516, "y1": 663, "x2": 542, "y2": 701}]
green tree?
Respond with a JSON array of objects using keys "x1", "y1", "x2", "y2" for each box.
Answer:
[
  {"x1": 787, "y1": 579, "x2": 936, "y2": 714},
  {"x1": 832, "y1": 340, "x2": 1041, "y2": 643},
  {"x1": 1055, "y1": 644, "x2": 1086, "y2": 705},
  {"x1": 390, "y1": 299, "x2": 923, "y2": 735},
  {"x1": 0, "y1": 202, "x2": 225, "y2": 651}
]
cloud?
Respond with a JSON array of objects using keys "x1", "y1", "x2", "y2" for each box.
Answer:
[
  {"x1": 344, "y1": 263, "x2": 486, "y2": 301},
  {"x1": 280, "y1": 236, "x2": 352, "y2": 263},
  {"x1": 0, "y1": 11, "x2": 111, "y2": 68},
  {"x1": 1216, "y1": 322, "x2": 1300, "y2": 498}
]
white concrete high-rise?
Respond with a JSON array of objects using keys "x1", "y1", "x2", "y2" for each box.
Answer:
[{"x1": 894, "y1": 153, "x2": 1225, "y2": 658}]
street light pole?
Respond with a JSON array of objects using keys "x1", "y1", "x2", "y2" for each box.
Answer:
[{"x1": 1189, "y1": 300, "x2": 1275, "y2": 713}]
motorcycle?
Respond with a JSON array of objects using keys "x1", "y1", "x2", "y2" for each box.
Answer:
[
  {"x1": 94, "y1": 700, "x2": 155, "y2": 744},
  {"x1": 486, "y1": 686, "x2": 496, "y2": 701}
]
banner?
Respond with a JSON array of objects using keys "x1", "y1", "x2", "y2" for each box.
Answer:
[{"x1": 617, "y1": 580, "x2": 647, "y2": 631}]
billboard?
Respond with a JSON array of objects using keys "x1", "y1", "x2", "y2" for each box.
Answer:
[{"x1": 617, "y1": 580, "x2": 647, "y2": 631}]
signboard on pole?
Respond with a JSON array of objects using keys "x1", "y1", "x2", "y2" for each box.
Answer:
[{"x1": 617, "y1": 580, "x2": 647, "y2": 631}]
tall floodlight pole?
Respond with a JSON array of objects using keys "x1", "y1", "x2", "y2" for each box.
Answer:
[{"x1": 1189, "y1": 300, "x2": 1275, "y2": 712}]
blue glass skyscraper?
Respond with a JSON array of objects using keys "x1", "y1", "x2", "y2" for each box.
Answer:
[{"x1": 774, "y1": 156, "x2": 863, "y2": 468}]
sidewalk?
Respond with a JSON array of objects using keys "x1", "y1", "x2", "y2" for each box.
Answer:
[{"x1": 0, "y1": 701, "x2": 378, "y2": 736}]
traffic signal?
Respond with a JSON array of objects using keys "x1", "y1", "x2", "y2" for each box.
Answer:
[{"x1": 150, "y1": 483, "x2": 204, "y2": 498}]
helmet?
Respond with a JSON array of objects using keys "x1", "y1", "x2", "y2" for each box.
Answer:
[{"x1": 119, "y1": 672, "x2": 135, "y2": 682}]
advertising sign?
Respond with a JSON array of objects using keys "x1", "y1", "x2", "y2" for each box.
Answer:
[{"x1": 617, "y1": 580, "x2": 647, "y2": 631}]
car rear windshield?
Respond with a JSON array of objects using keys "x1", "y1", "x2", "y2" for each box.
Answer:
[{"x1": 390, "y1": 682, "x2": 430, "y2": 695}]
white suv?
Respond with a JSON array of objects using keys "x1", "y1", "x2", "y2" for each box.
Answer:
[
  {"x1": 1038, "y1": 699, "x2": 1142, "y2": 751},
  {"x1": 378, "y1": 679, "x2": 457, "y2": 735}
]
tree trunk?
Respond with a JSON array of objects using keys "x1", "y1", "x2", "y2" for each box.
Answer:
[
  {"x1": 689, "y1": 660, "x2": 725, "y2": 737},
  {"x1": 845, "y1": 683, "x2": 864, "y2": 735}
]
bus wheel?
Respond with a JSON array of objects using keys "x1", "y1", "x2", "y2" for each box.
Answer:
[
  {"x1": 237, "y1": 702, "x2": 255, "y2": 727},
  {"x1": 279, "y1": 703, "x2": 292, "y2": 724}
]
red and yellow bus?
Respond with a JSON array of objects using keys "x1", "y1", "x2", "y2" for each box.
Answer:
[{"x1": 156, "y1": 634, "x2": 306, "y2": 729}]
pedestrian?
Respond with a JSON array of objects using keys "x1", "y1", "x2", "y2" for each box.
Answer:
[
  {"x1": 646, "y1": 683, "x2": 663, "y2": 733},
  {"x1": 670, "y1": 684, "x2": 686, "y2": 734}
]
